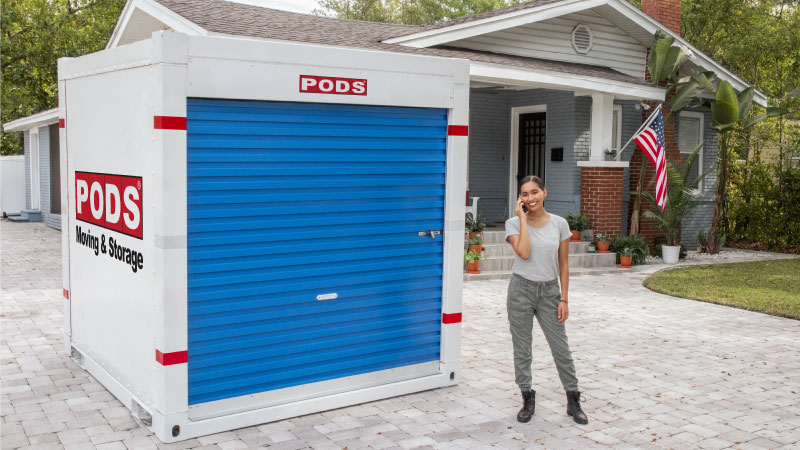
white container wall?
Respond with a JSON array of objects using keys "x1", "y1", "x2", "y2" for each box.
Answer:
[{"x1": 59, "y1": 31, "x2": 469, "y2": 442}]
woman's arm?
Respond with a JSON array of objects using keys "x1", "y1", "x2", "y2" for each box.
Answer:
[
  {"x1": 507, "y1": 198, "x2": 530, "y2": 259},
  {"x1": 557, "y1": 238, "x2": 570, "y2": 323}
]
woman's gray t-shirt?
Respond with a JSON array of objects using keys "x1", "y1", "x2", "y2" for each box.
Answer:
[{"x1": 505, "y1": 214, "x2": 572, "y2": 282}]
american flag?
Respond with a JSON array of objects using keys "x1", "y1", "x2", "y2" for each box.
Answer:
[{"x1": 634, "y1": 106, "x2": 667, "y2": 213}]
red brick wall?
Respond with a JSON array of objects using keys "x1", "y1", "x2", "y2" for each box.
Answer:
[
  {"x1": 580, "y1": 167, "x2": 625, "y2": 238},
  {"x1": 642, "y1": 0, "x2": 681, "y2": 35}
]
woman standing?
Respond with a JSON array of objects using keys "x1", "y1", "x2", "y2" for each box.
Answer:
[{"x1": 504, "y1": 175, "x2": 588, "y2": 425}]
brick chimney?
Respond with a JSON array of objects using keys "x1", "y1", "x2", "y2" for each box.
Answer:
[{"x1": 642, "y1": 0, "x2": 681, "y2": 35}]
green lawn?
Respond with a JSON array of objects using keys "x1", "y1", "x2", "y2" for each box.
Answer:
[{"x1": 644, "y1": 259, "x2": 800, "y2": 320}]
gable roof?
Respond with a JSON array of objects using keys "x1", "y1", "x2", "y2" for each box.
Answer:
[
  {"x1": 108, "y1": 0, "x2": 765, "y2": 105},
  {"x1": 383, "y1": 0, "x2": 767, "y2": 105},
  {"x1": 109, "y1": 0, "x2": 655, "y2": 92}
]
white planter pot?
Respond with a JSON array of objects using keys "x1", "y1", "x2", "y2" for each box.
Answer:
[{"x1": 662, "y1": 245, "x2": 681, "y2": 264}]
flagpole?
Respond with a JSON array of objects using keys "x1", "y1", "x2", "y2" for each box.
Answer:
[{"x1": 615, "y1": 102, "x2": 663, "y2": 161}]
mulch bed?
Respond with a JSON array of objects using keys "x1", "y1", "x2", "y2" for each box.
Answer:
[{"x1": 727, "y1": 240, "x2": 800, "y2": 255}]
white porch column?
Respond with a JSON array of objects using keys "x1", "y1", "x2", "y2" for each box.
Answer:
[{"x1": 590, "y1": 92, "x2": 614, "y2": 162}]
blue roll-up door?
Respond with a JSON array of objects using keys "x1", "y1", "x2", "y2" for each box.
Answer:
[{"x1": 186, "y1": 99, "x2": 447, "y2": 406}]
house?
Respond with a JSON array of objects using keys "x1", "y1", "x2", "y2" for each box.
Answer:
[
  {"x1": 107, "y1": 0, "x2": 768, "y2": 248},
  {"x1": 2, "y1": 108, "x2": 62, "y2": 229},
  {"x1": 9, "y1": 0, "x2": 767, "y2": 247}
]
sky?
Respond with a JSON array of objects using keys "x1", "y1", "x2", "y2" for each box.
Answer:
[{"x1": 227, "y1": 0, "x2": 320, "y2": 14}]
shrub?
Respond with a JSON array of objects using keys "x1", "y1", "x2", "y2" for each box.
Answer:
[
  {"x1": 565, "y1": 213, "x2": 590, "y2": 232},
  {"x1": 610, "y1": 234, "x2": 649, "y2": 265},
  {"x1": 728, "y1": 155, "x2": 800, "y2": 248}
]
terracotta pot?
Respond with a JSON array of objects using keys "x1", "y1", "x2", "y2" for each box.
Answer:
[
  {"x1": 619, "y1": 255, "x2": 633, "y2": 268},
  {"x1": 466, "y1": 261, "x2": 481, "y2": 274},
  {"x1": 468, "y1": 244, "x2": 483, "y2": 254},
  {"x1": 570, "y1": 230, "x2": 581, "y2": 241},
  {"x1": 597, "y1": 241, "x2": 610, "y2": 253},
  {"x1": 469, "y1": 232, "x2": 482, "y2": 241}
]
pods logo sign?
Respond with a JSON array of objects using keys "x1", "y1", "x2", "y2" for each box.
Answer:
[
  {"x1": 75, "y1": 172, "x2": 142, "y2": 239},
  {"x1": 299, "y1": 75, "x2": 367, "y2": 96}
]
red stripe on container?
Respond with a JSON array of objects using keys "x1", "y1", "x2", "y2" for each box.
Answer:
[
  {"x1": 63, "y1": 289, "x2": 69, "y2": 299},
  {"x1": 58, "y1": 119, "x2": 65, "y2": 129},
  {"x1": 156, "y1": 350, "x2": 188, "y2": 366},
  {"x1": 153, "y1": 116, "x2": 187, "y2": 130},
  {"x1": 447, "y1": 125, "x2": 468, "y2": 136},
  {"x1": 442, "y1": 313, "x2": 462, "y2": 324}
]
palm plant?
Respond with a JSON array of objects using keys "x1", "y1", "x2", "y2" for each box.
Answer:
[{"x1": 636, "y1": 142, "x2": 709, "y2": 246}]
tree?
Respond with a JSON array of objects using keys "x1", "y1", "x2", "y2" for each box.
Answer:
[
  {"x1": 706, "y1": 82, "x2": 784, "y2": 252},
  {"x1": 1, "y1": 0, "x2": 126, "y2": 155},
  {"x1": 314, "y1": 0, "x2": 521, "y2": 25}
]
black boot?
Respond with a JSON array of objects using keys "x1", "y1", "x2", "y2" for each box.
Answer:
[
  {"x1": 566, "y1": 390, "x2": 588, "y2": 424},
  {"x1": 516, "y1": 389, "x2": 536, "y2": 423}
]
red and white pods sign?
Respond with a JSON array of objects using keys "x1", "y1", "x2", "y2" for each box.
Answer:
[
  {"x1": 299, "y1": 75, "x2": 367, "y2": 96},
  {"x1": 75, "y1": 172, "x2": 143, "y2": 239}
]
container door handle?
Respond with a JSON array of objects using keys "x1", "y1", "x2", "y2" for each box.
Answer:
[{"x1": 418, "y1": 230, "x2": 442, "y2": 239}]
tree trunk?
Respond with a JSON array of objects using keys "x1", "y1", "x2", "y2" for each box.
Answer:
[
  {"x1": 629, "y1": 163, "x2": 647, "y2": 234},
  {"x1": 709, "y1": 132, "x2": 730, "y2": 253}
]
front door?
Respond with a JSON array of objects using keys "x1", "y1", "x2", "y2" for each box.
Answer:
[{"x1": 517, "y1": 112, "x2": 546, "y2": 185}]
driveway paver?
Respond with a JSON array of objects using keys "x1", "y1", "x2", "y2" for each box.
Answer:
[{"x1": 2, "y1": 221, "x2": 799, "y2": 449}]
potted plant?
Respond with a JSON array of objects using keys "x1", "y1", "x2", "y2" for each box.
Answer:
[
  {"x1": 610, "y1": 234, "x2": 649, "y2": 266},
  {"x1": 637, "y1": 143, "x2": 709, "y2": 264},
  {"x1": 595, "y1": 232, "x2": 611, "y2": 253},
  {"x1": 618, "y1": 247, "x2": 634, "y2": 268},
  {"x1": 467, "y1": 236, "x2": 484, "y2": 255},
  {"x1": 565, "y1": 213, "x2": 589, "y2": 242},
  {"x1": 464, "y1": 249, "x2": 482, "y2": 274},
  {"x1": 465, "y1": 212, "x2": 487, "y2": 240}
]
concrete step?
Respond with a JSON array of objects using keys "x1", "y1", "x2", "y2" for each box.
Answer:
[
  {"x1": 20, "y1": 210, "x2": 42, "y2": 222},
  {"x1": 474, "y1": 251, "x2": 617, "y2": 273},
  {"x1": 463, "y1": 270, "x2": 515, "y2": 281},
  {"x1": 570, "y1": 241, "x2": 589, "y2": 253},
  {"x1": 476, "y1": 256, "x2": 514, "y2": 272},
  {"x1": 465, "y1": 264, "x2": 632, "y2": 282},
  {"x1": 482, "y1": 243, "x2": 514, "y2": 258},
  {"x1": 569, "y1": 252, "x2": 617, "y2": 268},
  {"x1": 475, "y1": 230, "x2": 505, "y2": 244},
  {"x1": 477, "y1": 240, "x2": 591, "y2": 258}
]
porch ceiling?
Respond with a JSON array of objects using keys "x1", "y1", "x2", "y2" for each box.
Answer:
[{"x1": 468, "y1": 62, "x2": 665, "y2": 101}]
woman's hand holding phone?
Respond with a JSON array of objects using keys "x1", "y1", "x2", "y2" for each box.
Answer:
[{"x1": 515, "y1": 197, "x2": 528, "y2": 218}]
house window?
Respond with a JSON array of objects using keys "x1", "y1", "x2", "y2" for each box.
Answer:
[
  {"x1": 678, "y1": 111, "x2": 704, "y2": 191},
  {"x1": 611, "y1": 104, "x2": 622, "y2": 153}
]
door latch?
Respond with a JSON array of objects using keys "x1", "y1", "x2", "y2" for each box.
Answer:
[{"x1": 418, "y1": 230, "x2": 442, "y2": 239}]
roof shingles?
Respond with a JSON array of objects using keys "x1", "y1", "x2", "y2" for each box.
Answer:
[{"x1": 153, "y1": 0, "x2": 654, "y2": 88}]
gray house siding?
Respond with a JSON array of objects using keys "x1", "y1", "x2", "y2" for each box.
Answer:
[
  {"x1": 678, "y1": 107, "x2": 717, "y2": 249},
  {"x1": 468, "y1": 88, "x2": 585, "y2": 223},
  {"x1": 468, "y1": 91, "x2": 510, "y2": 222},
  {"x1": 24, "y1": 131, "x2": 31, "y2": 210}
]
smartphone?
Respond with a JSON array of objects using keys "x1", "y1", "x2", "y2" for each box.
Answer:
[{"x1": 522, "y1": 204, "x2": 529, "y2": 213}]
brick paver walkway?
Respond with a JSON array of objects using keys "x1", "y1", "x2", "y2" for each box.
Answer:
[{"x1": 2, "y1": 221, "x2": 799, "y2": 450}]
